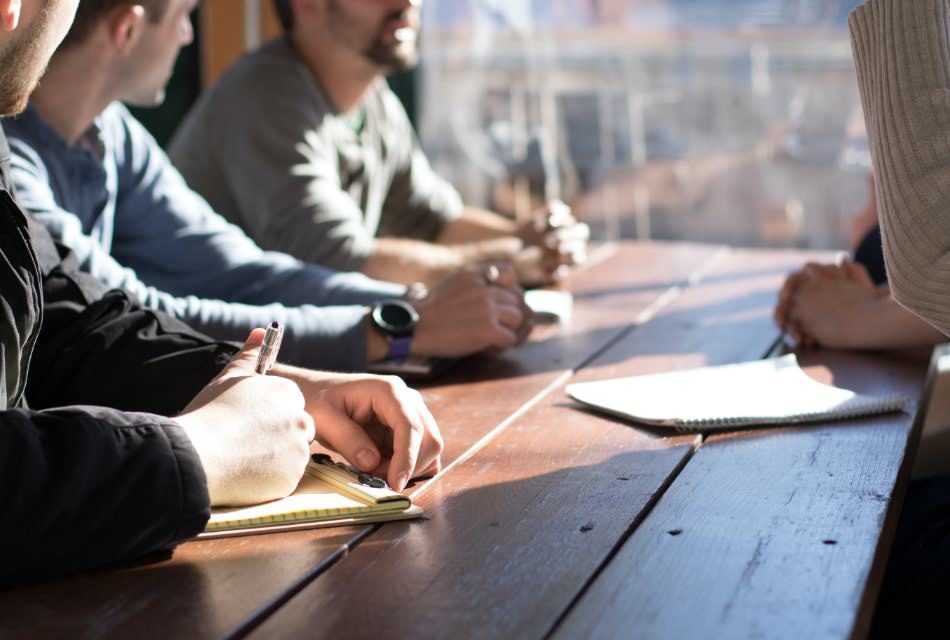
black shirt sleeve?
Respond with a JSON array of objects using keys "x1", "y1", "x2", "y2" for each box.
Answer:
[
  {"x1": 0, "y1": 129, "x2": 238, "y2": 584},
  {"x1": 26, "y1": 218, "x2": 238, "y2": 415},
  {"x1": 0, "y1": 406, "x2": 210, "y2": 587}
]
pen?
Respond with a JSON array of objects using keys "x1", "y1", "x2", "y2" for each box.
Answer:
[{"x1": 255, "y1": 321, "x2": 284, "y2": 375}]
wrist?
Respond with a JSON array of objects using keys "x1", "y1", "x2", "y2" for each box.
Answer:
[
  {"x1": 174, "y1": 414, "x2": 222, "y2": 503},
  {"x1": 453, "y1": 237, "x2": 522, "y2": 266},
  {"x1": 367, "y1": 300, "x2": 419, "y2": 361},
  {"x1": 366, "y1": 311, "x2": 391, "y2": 362}
]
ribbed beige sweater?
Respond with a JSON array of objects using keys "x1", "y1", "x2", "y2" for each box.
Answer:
[{"x1": 850, "y1": 0, "x2": 950, "y2": 336}]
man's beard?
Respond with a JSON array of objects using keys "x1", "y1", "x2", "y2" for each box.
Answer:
[
  {"x1": 364, "y1": 30, "x2": 419, "y2": 73},
  {"x1": 327, "y1": 1, "x2": 420, "y2": 73},
  {"x1": 0, "y1": 5, "x2": 54, "y2": 116}
]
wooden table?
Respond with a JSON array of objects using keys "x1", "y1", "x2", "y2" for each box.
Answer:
[{"x1": 0, "y1": 242, "x2": 928, "y2": 640}]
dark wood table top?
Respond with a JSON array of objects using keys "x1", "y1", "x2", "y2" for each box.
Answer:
[{"x1": 0, "y1": 242, "x2": 928, "y2": 640}]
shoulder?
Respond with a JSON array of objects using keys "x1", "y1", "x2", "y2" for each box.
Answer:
[
  {"x1": 4, "y1": 107, "x2": 57, "y2": 155},
  {"x1": 209, "y1": 38, "x2": 320, "y2": 111},
  {"x1": 5, "y1": 110, "x2": 60, "y2": 181}
]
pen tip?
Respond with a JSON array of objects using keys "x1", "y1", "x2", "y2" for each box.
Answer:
[{"x1": 270, "y1": 321, "x2": 280, "y2": 329}]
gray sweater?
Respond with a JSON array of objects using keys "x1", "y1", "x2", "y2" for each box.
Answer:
[
  {"x1": 169, "y1": 37, "x2": 463, "y2": 273},
  {"x1": 850, "y1": 0, "x2": 950, "y2": 337}
]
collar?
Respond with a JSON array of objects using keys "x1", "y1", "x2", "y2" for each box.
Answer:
[{"x1": 12, "y1": 104, "x2": 106, "y2": 161}]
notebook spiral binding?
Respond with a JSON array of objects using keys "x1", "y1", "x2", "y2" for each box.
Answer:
[{"x1": 670, "y1": 394, "x2": 909, "y2": 434}]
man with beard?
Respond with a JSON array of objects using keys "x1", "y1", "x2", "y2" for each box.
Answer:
[
  {"x1": 7, "y1": 0, "x2": 533, "y2": 373},
  {"x1": 0, "y1": 0, "x2": 442, "y2": 587},
  {"x1": 169, "y1": 0, "x2": 590, "y2": 288}
]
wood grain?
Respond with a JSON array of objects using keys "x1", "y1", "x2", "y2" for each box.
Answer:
[
  {"x1": 247, "y1": 248, "x2": 819, "y2": 639},
  {"x1": 0, "y1": 242, "x2": 715, "y2": 639},
  {"x1": 552, "y1": 350, "x2": 927, "y2": 640}
]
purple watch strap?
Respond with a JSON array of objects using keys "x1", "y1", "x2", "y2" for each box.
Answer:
[{"x1": 386, "y1": 335, "x2": 413, "y2": 361}]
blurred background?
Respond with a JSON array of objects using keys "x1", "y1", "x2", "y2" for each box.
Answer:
[{"x1": 153, "y1": 0, "x2": 868, "y2": 251}]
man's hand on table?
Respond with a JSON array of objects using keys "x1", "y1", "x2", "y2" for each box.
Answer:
[
  {"x1": 408, "y1": 263, "x2": 534, "y2": 358},
  {"x1": 273, "y1": 367, "x2": 444, "y2": 492}
]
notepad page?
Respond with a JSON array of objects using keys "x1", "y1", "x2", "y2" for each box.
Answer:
[
  {"x1": 566, "y1": 354, "x2": 907, "y2": 429},
  {"x1": 207, "y1": 468, "x2": 410, "y2": 531}
]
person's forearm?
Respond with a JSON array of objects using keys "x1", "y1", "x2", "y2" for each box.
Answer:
[
  {"x1": 435, "y1": 207, "x2": 518, "y2": 244},
  {"x1": 859, "y1": 296, "x2": 946, "y2": 349},
  {"x1": 850, "y1": 0, "x2": 950, "y2": 336},
  {"x1": 362, "y1": 236, "x2": 522, "y2": 286}
]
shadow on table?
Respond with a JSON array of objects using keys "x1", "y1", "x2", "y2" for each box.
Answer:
[{"x1": 0, "y1": 527, "x2": 364, "y2": 637}]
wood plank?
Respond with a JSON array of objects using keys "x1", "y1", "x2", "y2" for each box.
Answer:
[
  {"x1": 247, "y1": 248, "x2": 821, "y2": 639},
  {"x1": 552, "y1": 349, "x2": 928, "y2": 640},
  {"x1": 419, "y1": 242, "x2": 722, "y2": 465},
  {"x1": 0, "y1": 242, "x2": 714, "y2": 639}
]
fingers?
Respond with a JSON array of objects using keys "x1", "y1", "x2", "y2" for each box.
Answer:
[
  {"x1": 312, "y1": 378, "x2": 444, "y2": 492},
  {"x1": 219, "y1": 328, "x2": 266, "y2": 379},
  {"x1": 357, "y1": 380, "x2": 443, "y2": 490},
  {"x1": 843, "y1": 259, "x2": 875, "y2": 288},
  {"x1": 486, "y1": 262, "x2": 520, "y2": 292},
  {"x1": 540, "y1": 223, "x2": 590, "y2": 269},
  {"x1": 268, "y1": 376, "x2": 316, "y2": 443},
  {"x1": 545, "y1": 222, "x2": 590, "y2": 248},
  {"x1": 311, "y1": 405, "x2": 383, "y2": 474},
  {"x1": 481, "y1": 265, "x2": 531, "y2": 346},
  {"x1": 774, "y1": 272, "x2": 803, "y2": 328}
]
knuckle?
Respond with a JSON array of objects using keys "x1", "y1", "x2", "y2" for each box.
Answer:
[
  {"x1": 382, "y1": 375, "x2": 405, "y2": 392},
  {"x1": 295, "y1": 413, "x2": 312, "y2": 434},
  {"x1": 432, "y1": 431, "x2": 446, "y2": 456}
]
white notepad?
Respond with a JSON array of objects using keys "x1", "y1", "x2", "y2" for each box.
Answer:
[
  {"x1": 525, "y1": 289, "x2": 573, "y2": 324},
  {"x1": 566, "y1": 354, "x2": 908, "y2": 431}
]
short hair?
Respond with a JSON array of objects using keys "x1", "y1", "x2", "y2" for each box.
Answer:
[
  {"x1": 273, "y1": 0, "x2": 294, "y2": 33},
  {"x1": 60, "y1": 0, "x2": 172, "y2": 48}
]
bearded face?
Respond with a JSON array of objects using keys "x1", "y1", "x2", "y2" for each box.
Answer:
[
  {"x1": 325, "y1": 0, "x2": 421, "y2": 73},
  {"x1": 0, "y1": 0, "x2": 80, "y2": 116}
]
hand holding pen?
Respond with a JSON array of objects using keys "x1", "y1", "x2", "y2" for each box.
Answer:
[{"x1": 174, "y1": 326, "x2": 315, "y2": 506}]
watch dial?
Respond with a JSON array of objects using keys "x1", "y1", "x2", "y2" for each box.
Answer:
[{"x1": 380, "y1": 303, "x2": 412, "y2": 329}]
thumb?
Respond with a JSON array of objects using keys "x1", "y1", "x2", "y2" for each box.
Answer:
[
  {"x1": 220, "y1": 328, "x2": 266, "y2": 378},
  {"x1": 843, "y1": 260, "x2": 875, "y2": 288}
]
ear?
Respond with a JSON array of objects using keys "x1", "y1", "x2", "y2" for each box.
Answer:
[
  {"x1": 0, "y1": 0, "x2": 22, "y2": 32},
  {"x1": 107, "y1": 3, "x2": 146, "y2": 54}
]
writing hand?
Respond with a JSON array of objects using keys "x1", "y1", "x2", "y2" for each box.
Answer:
[{"x1": 175, "y1": 329, "x2": 315, "y2": 506}]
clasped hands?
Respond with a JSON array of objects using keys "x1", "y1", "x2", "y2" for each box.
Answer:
[
  {"x1": 774, "y1": 258, "x2": 885, "y2": 349},
  {"x1": 515, "y1": 200, "x2": 590, "y2": 286}
]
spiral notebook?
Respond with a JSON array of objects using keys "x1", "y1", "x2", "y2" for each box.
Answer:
[
  {"x1": 199, "y1": 454, "x2": 423, "y2": 539},
  {"x1": 566, "y1": 354, "x2": 908, "y2": 432}
]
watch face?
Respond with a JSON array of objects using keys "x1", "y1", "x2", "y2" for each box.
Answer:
[{"x1": 373, "y1": 299, "x2": 419, "y2": 337}]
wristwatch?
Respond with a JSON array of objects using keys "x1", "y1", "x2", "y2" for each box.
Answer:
[{"x1": 370, "y1": 299, "x2": 419, "y2": 361}]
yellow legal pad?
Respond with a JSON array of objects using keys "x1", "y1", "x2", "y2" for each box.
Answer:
[{"x1": 199, "y1": 454, "x2": 424, "y2": 539}]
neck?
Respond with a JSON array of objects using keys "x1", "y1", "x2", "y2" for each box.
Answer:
[
  {"x1": 289, "y1": 31, "x2": 379, "y2": 113},
  {"x1": 30, "y1": 46, "x2": 116, "y2": 145}
]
